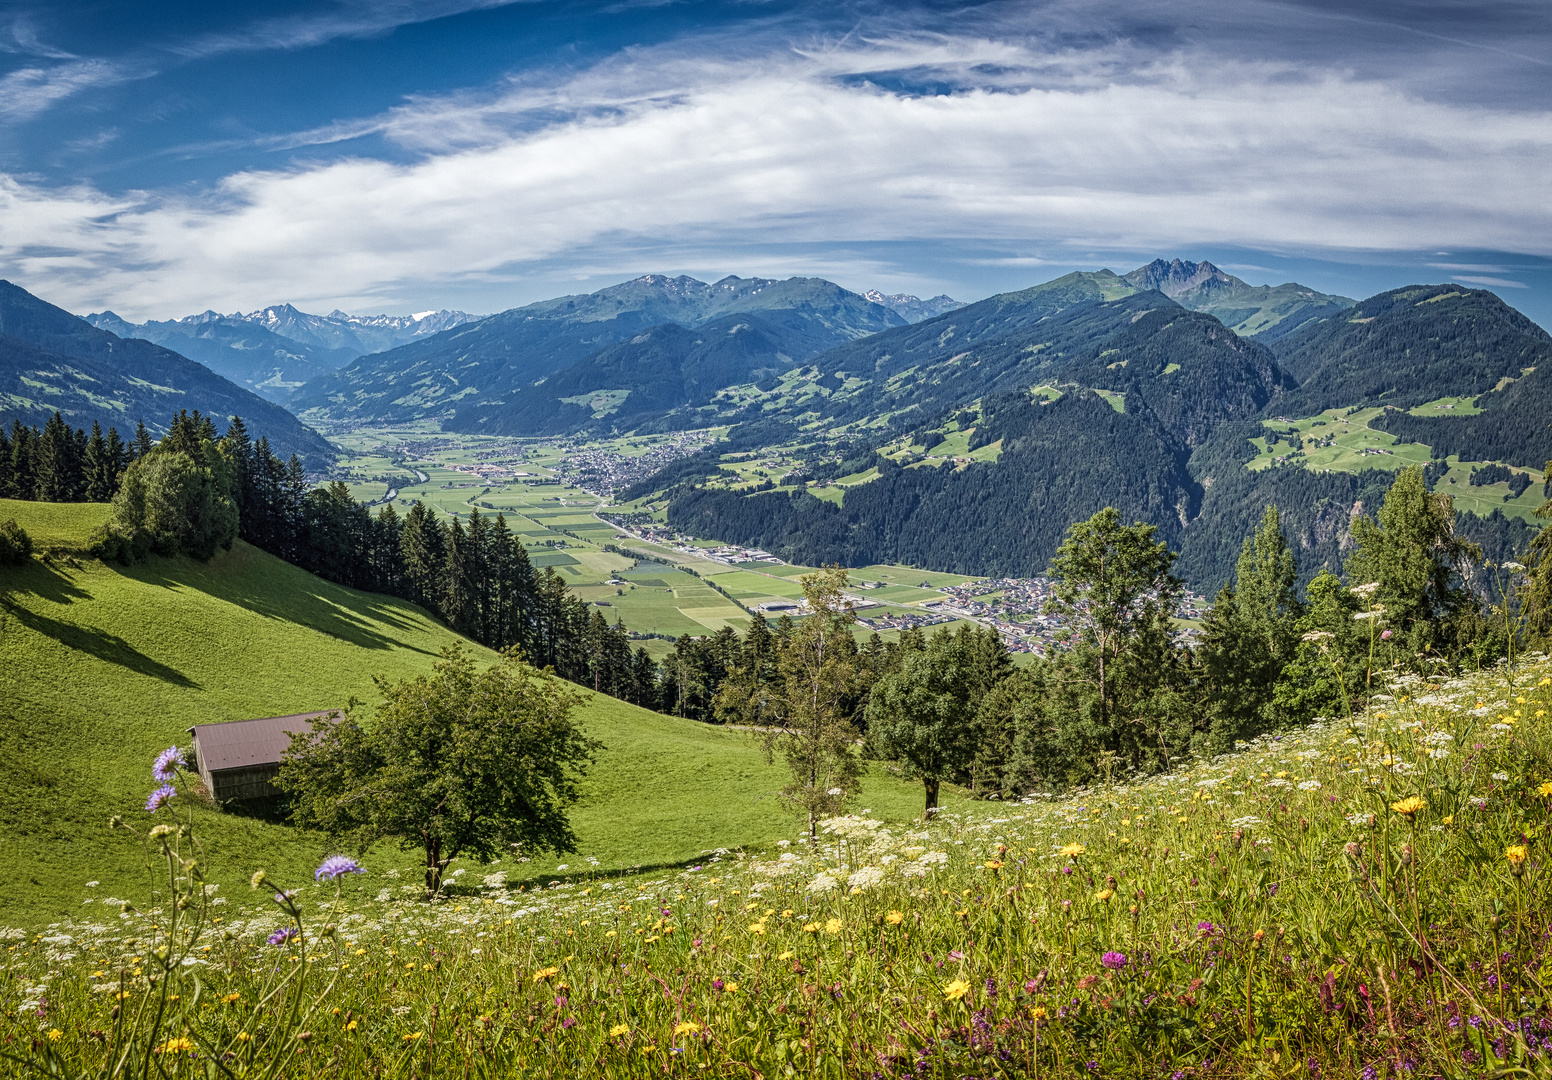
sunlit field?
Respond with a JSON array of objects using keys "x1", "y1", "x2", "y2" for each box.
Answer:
[{"x1": 8, "y1": 657, "x2": 1551, "y2": 1078}]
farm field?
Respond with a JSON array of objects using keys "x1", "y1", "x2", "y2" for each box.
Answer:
[
  {"x1": 0, "y1": 500, "x2": 944, "y2": 926},
  {"x1": 323, "y1": 427, "x2": 990, "y2": 644},
  {"x1": 1246, "y1": 408, "x2": 1547, "y2": 523}
]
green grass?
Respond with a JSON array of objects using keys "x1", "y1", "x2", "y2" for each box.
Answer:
[
  {"x1": 0, "y1": 501, "x2": 943, "y2": 928},
  {"x1": 0, "y1": 497, "x2": 110, "y2": 550},
  {"x1": 13, "y1": 645, "x2": 1551, "y2": 1077}
]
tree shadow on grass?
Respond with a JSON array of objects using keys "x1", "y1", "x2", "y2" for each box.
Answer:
[
  {"x1": 0, "y1": 594, "x2": 200, "y2": 687},
  {"x1": 122, "y1": 544, "x2": 439, "y2": 655}
]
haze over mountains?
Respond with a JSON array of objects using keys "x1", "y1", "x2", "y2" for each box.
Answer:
[
  {"x1": 0, "y1": 283, "x2": 334, "y2": 464},
  {"x1": 84, "y1": 305, "x2": 482, "y2": 404}
]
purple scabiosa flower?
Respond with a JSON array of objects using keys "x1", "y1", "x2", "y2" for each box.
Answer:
[
  {"x1": 315, "y1": 855, "x2": 365, "y2": 882},
  {"x1": 145, "y1": 784, "x2": 176, "y2": 813},
  {"x1": 1101, "y1": 951, "x2": 1128, "y2": 970},
  {"x1": 268, "y1": 927, "x2": 297, "y2": 947},
  {"x1": 152, "y1": 746, "x2": 184, "y2": 783},
  {"x1": 1197, "y1": 921, "x2": 1217, "y2": 935}
]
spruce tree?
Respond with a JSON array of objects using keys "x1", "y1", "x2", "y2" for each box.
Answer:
[
  {"x1": 36, "y1": 411, "x2": 84, "y2": 502},
  {"x1": 83, "y1": 421, "x2": 113, "y2": 502}
]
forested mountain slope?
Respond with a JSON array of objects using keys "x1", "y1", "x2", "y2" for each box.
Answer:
[
  {"x1": 291, "y1": 275, "x2": 904, "y2": 427},
  {"x1": 647, "y1": 278, "x2": 1548, "y2": 592},
  {"x1": 1267, "y1": 284, "x2": 1550, "y2": 412},
  {"x1": 0, "y1": 282, "x2": 333, "y2": 465}
]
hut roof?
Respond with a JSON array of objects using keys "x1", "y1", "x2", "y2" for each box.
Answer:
[{"x1": 187, "y1": 712, "x2": 336, "y2": 773}]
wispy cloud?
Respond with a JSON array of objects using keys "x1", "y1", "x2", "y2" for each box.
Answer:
[
  {"x1": 1455, "y1": 275, "x2": 1528, "y2": 288},
  {"x1": 0, "y1": 59, "x2": 134, "y2": 123},
  {"x1": 167, "y1": 0, "x2": 540, "y2": 60},
  {"x1": 2, "y1": 22, "x2": 1551, "y2": 316}
]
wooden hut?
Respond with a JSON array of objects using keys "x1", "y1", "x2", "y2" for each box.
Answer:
[{"x1": 186, "y1": 712, "x2": 335, "y2": 805}]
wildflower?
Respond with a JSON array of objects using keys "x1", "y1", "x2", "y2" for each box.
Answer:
[
  {"x1": 1101, "y1": 951, "x2": 1128, "y2": 970},
  {"x1": 155, "y1": 1036, "x2": 194, "y2": 1054},
  {"x1": 1057, "y1": 843, "x2": 1086, "y2": 857},
  {"x1": 268, "y1": 927, "x2": 297, "y2": 947},
  {"x1": 824, "y1": 918, "x2": 842, "y2": 935},
  {"x1": 1301, "y1": 630, "x2": 1334, "y2": 643},
  {"x1": 532, "y1": 966, "x2": 559, "y2": 983},
  {"x1": 610, "y1": 1024, "x2": 630, "y2": 1037},
  {"x1": 403, "y1": 1033, "x2": 422, "y2": 1042},
  {"x1": 1297, "y1": 780, "x2": 1322, "y2": 791},
  {"x1": 1094, "y1": 889, "x2": 1114, "y2": 902},
  {"x1": 46, "y1": 1029, "x2": 61, "y2": 1041},
  {"x1": 152, "y1": 747, "x2": 184, "y2": 783},
  {"x1": 145, "y1": 785, "x2": 176, "y2": 813},
  {"x1": 1350, "y1": 582, "x2": 1380, "y2": 597},
  {"x1": 1506, "y1": 845, "x2": 1528, "y2": 876},
  {"x1": 674, "y1": 1021, "x2": 702, "y2": 1036},
  {"x1": 885, "y1": 910, "x2": 904, "y2": 926},
  {"x1": 221, "y1": 992, "x2": 241, "y2": 1005},
  {"x1": 983, "y1": 860, "x2": 1003, "y2": 870},
  {"x1": 1538, "y1": 782, "x2": 1552, "y2": 798},
  {"x1": 943, "y1": 979, "x2": 971, "y2": 1001},
  {"x1": 1390, "y1": 796, "x2": 1425, "y2": 820},
  {"x1": 315, "y1": 856, "x2": 365, "y2": 882}
]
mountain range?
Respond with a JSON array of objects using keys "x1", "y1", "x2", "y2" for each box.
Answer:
[
  {"x1": 642, "y1": 276, "x2": 1548, "y2": 591},
  {"x1": 0, "y1": 282, "x2": 334, "y2": 465},
  {"x1": 288, "y1": 275, "x2": 908, "y2": 430},
  {"x1": 84, "y1": 304, "x2": 482, "y2": 404}
]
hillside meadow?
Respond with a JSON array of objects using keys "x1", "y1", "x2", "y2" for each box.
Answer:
[
  {"x1": 0, "y1": 499, "x2": 935, "y2": 927},
  {"x1": 2, "y1": 653, "x2": 1548, "y2": 1077}
]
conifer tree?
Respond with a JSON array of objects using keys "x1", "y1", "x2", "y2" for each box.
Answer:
[{"x1": 82, "y1": 421, "x2": 113, "y2": 502}]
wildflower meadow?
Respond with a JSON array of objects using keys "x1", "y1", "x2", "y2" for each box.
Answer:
[{"x1": 5, "y1": 658, "x2": 1552, "y2": 1079}]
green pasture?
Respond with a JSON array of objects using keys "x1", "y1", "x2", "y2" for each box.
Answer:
[{"x1": 0, "y1": 500, "x2": 943, "y2": 926}]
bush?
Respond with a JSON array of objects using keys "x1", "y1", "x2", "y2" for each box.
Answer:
[{"x1": 0, "y1": 518, "x2": 33, "y2": 565}]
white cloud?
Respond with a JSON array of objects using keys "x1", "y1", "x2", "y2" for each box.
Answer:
[
  {"x1": 0, "y1": 59, "x2": 131, "y2": 122},
  {"x1": 2, "y1": 33, "x2": 1551, "y2": 317}
]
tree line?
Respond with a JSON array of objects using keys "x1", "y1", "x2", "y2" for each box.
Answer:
[{"x1": 689, "y1": 466, "x2": 1552, "y2": 821}]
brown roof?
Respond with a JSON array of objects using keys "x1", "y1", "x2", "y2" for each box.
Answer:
[{"x1": 187, "y1": 712, "x2": 336, "y2": 773}]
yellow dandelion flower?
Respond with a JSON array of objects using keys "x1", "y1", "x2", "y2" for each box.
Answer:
[
  {"x1": 221, "y1": 992, "x2": 241, "y2": 1005},
  {"x1": 748, "y1": 922, "x2": 767, "y2": 935},
  {"x1": 1095, "y1": 889, "x2": 1114, "y2": 902},
  {"x1": 778, "y1": 951, "x2": 794, "y2": 961},
  {"x1": 345, "y1": 1020, "x2": 358, "y2": 1032},
  {"x1": 803, "y1": 922, "x2": 820, "y2": 933},
  {"x1": 1390, "y1": 796, "x2": 1425, "y2": 819},
  {"x1": 156, "y1": 1036, "x2": 194, "y2": 1054},
  {"x1": 824, "y1": 918, "x2": 843, "y2": 935},
  {"x1": 609, "y1": 1024, "x2": 630, "y2": 1038},
  {"x1": 984, "y1": 860, "x2": 1003, "y2": 870},
  {"x1": 1538, "y1": 782, "x2": 1552, "y2": 798},
  {"x1": 46, "y1": 1029, "x2": 62, "y2": 1042},
  {"x1": 1442, "y1": 815, "x2": 1454, "y2": 825},
  {"x1": 1057, "y1": 842, "x2": 1086, "y2": 857},
  {"x1": 1505, "y1": 845, "x2": 1528, "y2": 867},
  {"x1": 943, "y1": 979, "x2": 971, "y2": 1001},
  {"x1": 403, "y1": 1032, "x2": 423, "y2": 1043},
  {"x1": 674, "y1": 1021, "x2": 702, "y2": 1036},
  {"x1": 1177, "y1": 816, "x2": 1189, "y2": 824},
  {"x1": 531, "y1": 966, "x2": 559, "y2": 983},
  {"x1": 724, "y1": 981, "x2": 739, "y2": 993},
  {"x1": 885, "y1": 910, "x2": 904, "y2": 925},
  {"x1": 1032, "y1": 1005, "x2": 1048, "y2": 1020}
]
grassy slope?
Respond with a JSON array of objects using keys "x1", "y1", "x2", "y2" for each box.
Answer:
[{"x1": 0, "y1": 502, "x2": 938, "y2": 926}]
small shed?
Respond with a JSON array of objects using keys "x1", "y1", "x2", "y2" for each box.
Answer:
[{"x1": 186, "y1": 712, "x2": 336, "y2": 805}]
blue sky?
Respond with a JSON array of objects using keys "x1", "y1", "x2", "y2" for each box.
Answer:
[{"x1": 2, "y1": 0, "x2": 1550, "y2": 325}]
